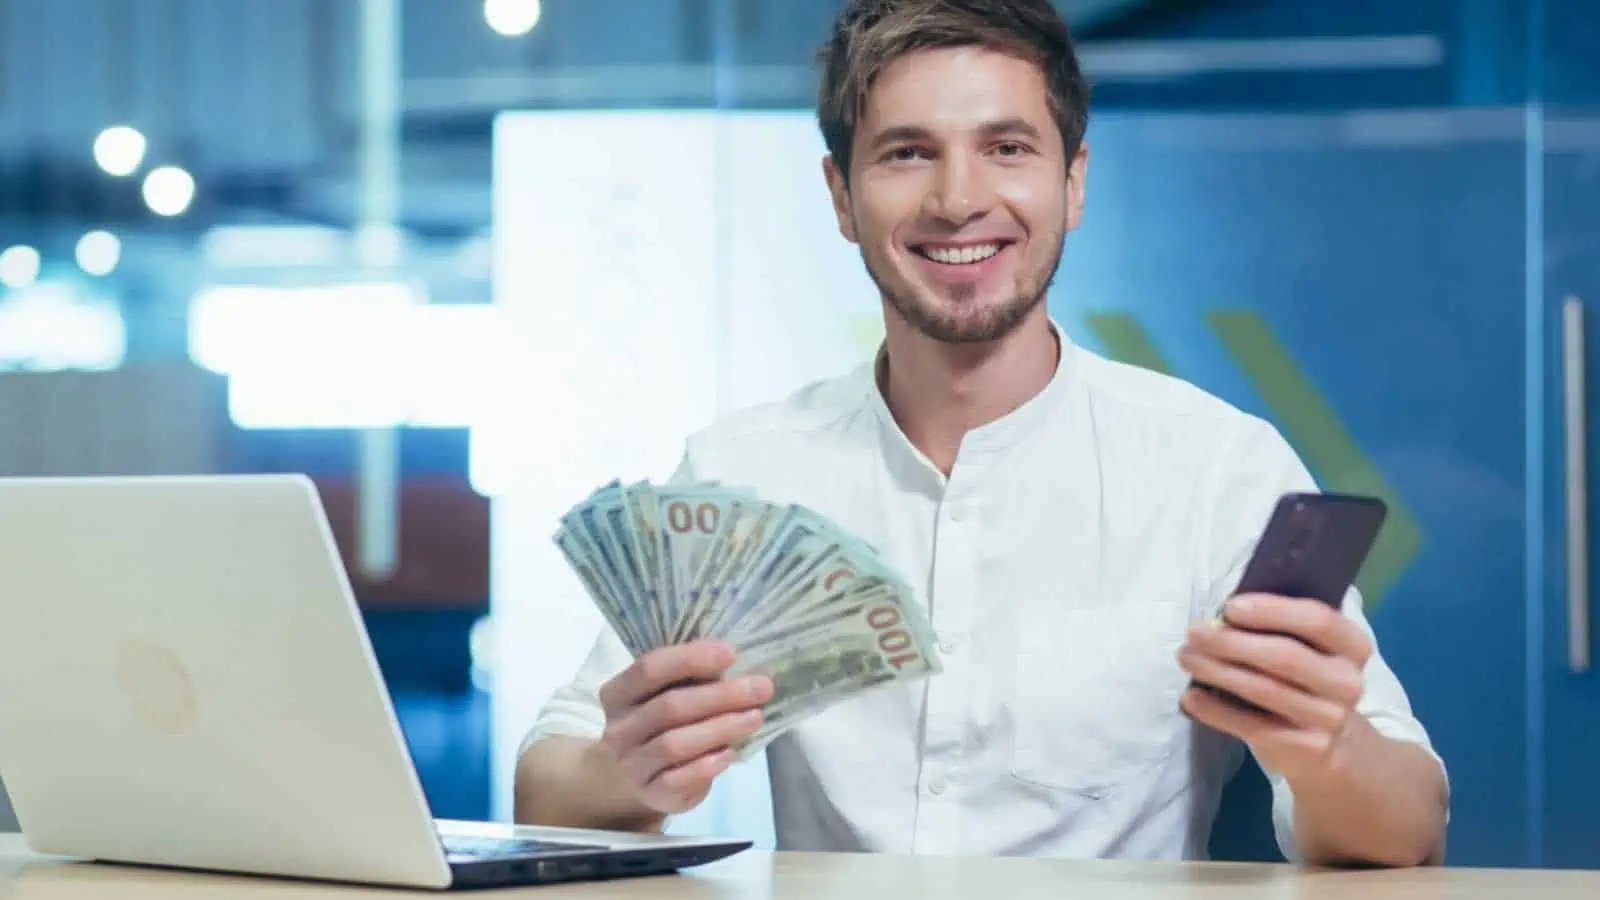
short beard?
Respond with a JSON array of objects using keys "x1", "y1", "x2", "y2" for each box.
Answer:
[{"x1": 860, "y1": 242, "x2": 1061, "y2": 344}]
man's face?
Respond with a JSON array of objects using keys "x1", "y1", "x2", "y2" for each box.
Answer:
[{"x1": 825, "y1": 46, "x2": 1087, "y2": 344}]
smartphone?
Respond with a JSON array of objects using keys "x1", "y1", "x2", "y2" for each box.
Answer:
[{"x1": 1189, "y1": 491, "x2": 1387, "y2": 713}]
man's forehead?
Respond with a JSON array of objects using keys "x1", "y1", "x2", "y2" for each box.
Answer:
[{"x1": 859, "y1": 47, "x2": 1052, "y2": 135}]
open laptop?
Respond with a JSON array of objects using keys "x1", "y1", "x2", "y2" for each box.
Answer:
[{"x1": 0, "y1": 474, "x2": 750, "y2": 889}]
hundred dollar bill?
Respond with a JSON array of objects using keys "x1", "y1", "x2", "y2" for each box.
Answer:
[
  {"x1": 703, "y1": 505, "x2": 840, "y2": 639},
  {"x1": 655, "y1": 484, "x2": 750, "y2": 644},
  {"x1": 555, "y1": 476, "x2": 942, "y2": 756},
  {"x1": 552, "y1": 526, "x2": 645, "y2": 656},
  {"x1": 678, "y1": 499, "x2": 787, "y2": 642},
  {"x1": 723, "y1": 538, "x2": 902, "y2": 646},
  {"x1": 724, "y1": 593, "x2": 941, "y2": 757},
  {"x1": 730, "y1": 576, "x2": 902, "y2": 656},
  {"x1": 563, "y1": 484, "x2": 655, "y2": 646},
  {"x1": 620, "y1": 481, "x2": 668, "y2": 643}
]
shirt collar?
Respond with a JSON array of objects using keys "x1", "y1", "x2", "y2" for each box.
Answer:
[{"x1": 861, "y1": 317, "x2": 1079, "y2": 479}]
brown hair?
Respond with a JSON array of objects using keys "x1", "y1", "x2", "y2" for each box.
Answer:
[{"x1": 816, "y1": 0, "x2": 1091, "y2": 185}]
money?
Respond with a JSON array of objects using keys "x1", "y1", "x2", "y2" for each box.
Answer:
[{"x1": 553, "y1": 479, "x2": 941, "y2": 758}]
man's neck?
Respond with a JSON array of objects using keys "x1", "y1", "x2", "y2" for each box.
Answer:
[{"x1": 878, "y1": 305, "x2": 1059, "y2": 477}]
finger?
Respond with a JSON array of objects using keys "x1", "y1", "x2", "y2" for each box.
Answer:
[
  {"x1": 643, "y1": 748, "x2": 737, "y2": 814},
  {"x1": 599, "y1": 641, "x2": 736, "y2": 713},
  {"x1": 1185, "y1": 622, "x2": 1364, "y2": 707},
  {"x1": 1221, "y1": 594, "x2": 1372, "y2": 664},
  {"x1": 1178, "y1": 647, "x2": 1348, "y2": 733},
  {"x1": 630, "y1": 708, "x2": 765, "y2": 787},
  {"x1": 1181, "y1": 684, "x2": 1293, "y2": 742},
  {"x1": 605, "y1": 674, "x2": 773, "y2": 751},
  {"x1": 1181, "y1": 686, "x2": 1345, "y2": 773}
]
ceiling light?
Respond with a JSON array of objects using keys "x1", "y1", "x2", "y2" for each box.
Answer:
[
  {"x1": 0, "y1": 245, "x2": 42, "y2": 289},
  {"x1": 76, "y1": 231, "x2": 122, "y2": 276},
  {"x1": 485, "y1": 0, "x2": 541, "y2": 37},
  {"x1": 94, "y1": 125, "x2": 147, "y2": 176},
  {"x1": 143, "y1": 166, "x2": 196, "y2": 217}
]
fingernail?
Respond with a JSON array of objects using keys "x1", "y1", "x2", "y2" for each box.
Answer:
[
  {"x1": 743, "y1": 676, "x2": 770, "y2": 701},
  {"x1": 1228, "y1": 595, "x2": 1254, "y2": 615}
]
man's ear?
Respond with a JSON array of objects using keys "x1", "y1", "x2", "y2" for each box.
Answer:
[
  {"x1": 1065, "y1": 141, "x2": 1089, "y2": 232},
  {"x1": 822, "y1": 155, "x2": 858, "y2": 244}
]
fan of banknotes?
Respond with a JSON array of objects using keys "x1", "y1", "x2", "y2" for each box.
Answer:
[{"x1": 552, "y1": 479, "x2": 942, "y2": 758}]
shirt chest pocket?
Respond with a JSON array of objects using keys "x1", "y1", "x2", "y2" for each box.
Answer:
[{"x1": 1009, "y1": 599, "x2": 1190, "y2": 798}]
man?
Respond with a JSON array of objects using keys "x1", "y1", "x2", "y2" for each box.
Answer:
[{"x1": 515, "y1": 0, "x2": 1449, "y2": 867}]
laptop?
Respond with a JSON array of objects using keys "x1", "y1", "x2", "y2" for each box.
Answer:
[{"x1": 0, "y1": 474, "x2": 750, "y2": 889}]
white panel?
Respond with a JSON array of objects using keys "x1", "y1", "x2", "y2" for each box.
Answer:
[
  {"x1": 486, "y1": 109, "x2": 884, "y2": 848},
  {"x1": 484, "y1": 110, "x2": 722, "y2": 828},
  {"x1": 718, "y1": 112, "x2": 884, "y2": 411}
]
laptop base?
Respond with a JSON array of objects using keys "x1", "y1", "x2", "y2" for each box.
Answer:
[{"x1": 446, "y1": 841, "x2": 751, "y2": 889}]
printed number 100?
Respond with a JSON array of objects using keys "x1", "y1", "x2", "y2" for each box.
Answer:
[{"x1": 866, "y1": 605, "x2": 921, "y2": 671}]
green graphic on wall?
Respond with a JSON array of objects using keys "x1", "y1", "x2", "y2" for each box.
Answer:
[
  {"x1": 1082, "y1": 312, "x2": 1174, "y2": 376},
  {"x1": 1079, "y1": 308, "x2": 1422, "y2": 612},
  {"x1": 841, "y1": 304, "x2": 1419, "y2": 610},
  {"x1": 848, "y1": 312, "x2": 886, "y2": 357}
]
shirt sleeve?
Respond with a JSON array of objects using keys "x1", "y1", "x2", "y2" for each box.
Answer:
[
  {"x1": 516, "y1": 625, "x2": 632, "y2": 760},
  {"x1": 516, "y1": 447, "x2": 703, "y2": 762},
  {"x1": 1199, "y1": 415, "x2": 1448, "y2": 863}
]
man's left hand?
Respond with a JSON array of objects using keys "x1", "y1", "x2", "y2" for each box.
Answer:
[{"x1": 1177, "y1": 592, "x2": 1370, "y2": 784}]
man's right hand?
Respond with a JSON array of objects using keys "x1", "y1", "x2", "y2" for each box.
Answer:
[{"x1": 597, "y1": 640, "x2": 774, "y2": 815}]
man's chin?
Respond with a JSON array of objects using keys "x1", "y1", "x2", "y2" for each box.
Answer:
[{"x1": 892, "y1": 294, "x2": 1040, "y2": 345}]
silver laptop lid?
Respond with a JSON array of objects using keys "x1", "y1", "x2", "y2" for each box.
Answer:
[{"x1": 0, "y1": 475, "x2": 452, "y2": 888}]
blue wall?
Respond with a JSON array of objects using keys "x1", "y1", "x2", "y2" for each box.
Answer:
[{"x1": 1050, "y1": 98, "x2": 1598, "y2": 866}]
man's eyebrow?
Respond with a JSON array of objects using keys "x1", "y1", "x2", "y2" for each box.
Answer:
[
  {"x1": 978, "y1": 117, "x2": 1043, "y2": 140},
  {"x1": 868, "y1": 118, "x2": 1044, "y2": 151},
  {"x1": 868, "y1": 125, "x2": 934, "y2": 151}
]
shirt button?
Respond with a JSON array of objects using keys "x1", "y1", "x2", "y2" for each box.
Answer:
[
  {"x1": 939, "y1": 635, "x2": 957, "y2": 654},
  {"x1": 928, "y1": 778, "x2": 948, "y2": 796},
  {"x1": 947, "y1": 503, "x2": 971, "y2": 523}
]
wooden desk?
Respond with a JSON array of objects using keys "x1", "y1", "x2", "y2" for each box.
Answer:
[{"x1": 2, "y1": 835, "x2": 1596, "y2": 898}]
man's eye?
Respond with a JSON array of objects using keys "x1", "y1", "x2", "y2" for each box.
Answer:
[
  {"x1": 995, "y1": 142, "x2": 1027, "y2": 157},
  {"x1": 888, "y1": 146, "x2": 925, "y2": 162}
]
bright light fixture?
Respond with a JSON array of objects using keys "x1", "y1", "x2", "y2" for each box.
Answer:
[
  {"x1": 0, "y1": 245, "x2": 42, "y2": 289},
  {"x1": 484, "y1": 0, "x2": 541, "y2": 37},
  {"x1": 93, "y1": 125, "x2": 147, "y2": 176},
  {"x1": 143, "y1": 166, "x2": 196, "y2": 216},
  {"x1": 185, "y1": 283, "x2": 520, "y2": 431},
  {"x1": 75, "y1": 230, "x2": 122, "y2": 276},
  {"x1": 0, "y1": 283, "x2": 127, "y2": 372}
]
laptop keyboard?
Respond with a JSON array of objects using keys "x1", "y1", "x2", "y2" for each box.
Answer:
[{"x1": 441, "y1": 834, "x2": 607, "y2": 861}]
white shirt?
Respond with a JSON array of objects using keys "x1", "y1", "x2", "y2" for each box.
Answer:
[{"x1": 522, "y1": 325, "x2": 1443, "y2": 861}]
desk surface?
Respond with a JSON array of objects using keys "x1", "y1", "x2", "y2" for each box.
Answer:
[{"x1": 2, "y1": 835, "x2": 1597, "y2": 898}]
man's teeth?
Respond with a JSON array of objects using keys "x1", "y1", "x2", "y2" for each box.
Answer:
[{"x1": 922, "y1": 243, "x2": 1001, "y2": 265}]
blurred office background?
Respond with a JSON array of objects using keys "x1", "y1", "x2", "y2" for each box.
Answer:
[{"x1": 1, "y1": 0, "x2": 1598, "y2": 869}]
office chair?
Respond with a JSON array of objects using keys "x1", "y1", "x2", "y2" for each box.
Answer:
[
  {"x1": 1207, "y1": 754, "x2": 1285, "y2": 862},
  {"x1": 0, "y1": 776, "x2": 15, "y2": 832}
]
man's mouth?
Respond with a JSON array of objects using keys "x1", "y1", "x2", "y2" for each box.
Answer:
[{"x1": 913, "y1": 241, "x2": 1009, "y2": 266}]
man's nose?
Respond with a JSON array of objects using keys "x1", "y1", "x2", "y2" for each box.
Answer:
[{"x1": 924, "y1": 155, "x2": 993, "y2": 225}]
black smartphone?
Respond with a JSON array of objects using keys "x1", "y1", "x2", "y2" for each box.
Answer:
[{"x1": 1189, "y1": 491, "x2": 1387, "y2": 713}]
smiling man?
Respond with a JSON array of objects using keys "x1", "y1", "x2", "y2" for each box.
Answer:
[{"x1": 515, "y1": 0, "x2": 1450, "y2": 867}]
